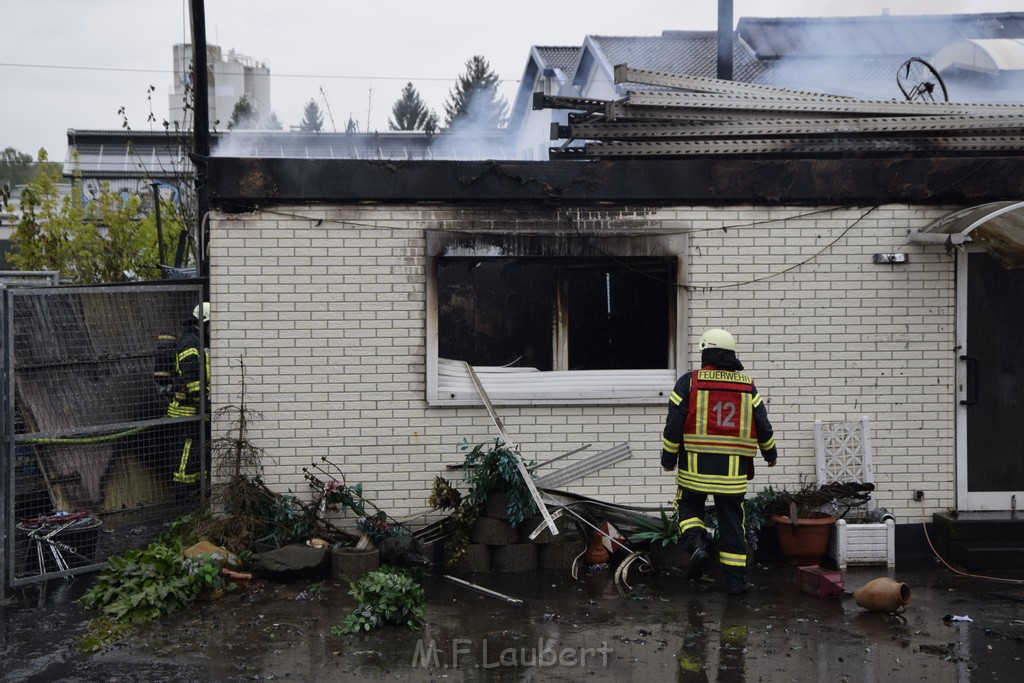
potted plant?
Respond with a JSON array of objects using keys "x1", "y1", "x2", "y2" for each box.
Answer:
[
  {"x1": 429, "y1": 438, "x2": 540, "y2": 569},
  {"x1": 458, "y1": 438, "x2": 538, "y2": 526},
  {"x1": 759, "y1": 483, "x2": 837, "y2": 566}
]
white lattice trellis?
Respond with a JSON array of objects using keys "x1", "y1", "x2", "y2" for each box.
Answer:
[{"x1": 814, "y1": 416, "x2": 875, "y2": 512}]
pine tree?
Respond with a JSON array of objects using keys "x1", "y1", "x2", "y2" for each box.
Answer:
[
  {"x1": 388, "y1": 83, "x2": 436, "y2": 131},
  {"x1": 265, "y1": 112, "x2": 284, "y2": 130},
  {"x1": 228, "y1": 95, "x2": 259, "y2": 130},
  {"x1": 299, "y1": 99, "x2": 324, "y2": 132},
  {"x1": 443, "y1": 56, "x2": 508, "y2": 130}
]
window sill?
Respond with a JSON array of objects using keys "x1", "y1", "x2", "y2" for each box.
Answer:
[{"x1": 430, "y1": 358, "x2": 676, "y2": 406}]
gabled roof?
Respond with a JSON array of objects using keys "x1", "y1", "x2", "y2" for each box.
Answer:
[
  {"x1": 583, "y1": 31, "x2": 766, "y2": 85},
  {"x1": 560, "y1": 13, "x2": 1024, "y2": 105},
  {"x1": 534, "y1": 46, "x2": 581, "y2": 77}
]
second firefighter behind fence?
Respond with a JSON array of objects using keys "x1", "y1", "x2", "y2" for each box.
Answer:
[{"x1": 156, "y1": 302, "x2": 210, "y2": 500}]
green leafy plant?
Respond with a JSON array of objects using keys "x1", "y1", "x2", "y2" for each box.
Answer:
[
  {"x1": 459, "y1": 438, "x2": 538, "y2": 526},
  {"x1": 439, "y1": 498, "x2": 480, "y2": 566},
  {"x1": 10, "y1": 151, "x2": 183, "y2": 283},
  {"x1": 427, "y1": 475, "x2": 462, "y2": 510},
  {"x1": 331, "y1": 569, "x2": 425, "y2": 634},
  {"x1": 265, "y1": 493, "x2": 317, "y2": 545},
  {"x1": 79, "y1": 540, "x2": 222, "y2": 625},
  {"x1": 745, "y1": 486, "x2": 784, "y2": 544},
  {"x1": 629, "y1": 510, "x2": 682, "y2": 547},
  {"x1": 429, "y1": 476, "x2": 479, "y2": 565}
]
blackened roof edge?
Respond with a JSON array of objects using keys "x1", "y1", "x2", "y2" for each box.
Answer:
[{"x1": 207, "y1": 156, "x2": 1024, "y2": 211}]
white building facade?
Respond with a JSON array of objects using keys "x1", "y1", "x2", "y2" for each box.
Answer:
[{"x1": 169, "y1": 43, "x2": 272, "y2": 131}]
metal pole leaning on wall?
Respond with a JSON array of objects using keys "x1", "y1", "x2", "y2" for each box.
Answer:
[{"x1": 464, "y1": 363, "x2": 559, "y2": 535}]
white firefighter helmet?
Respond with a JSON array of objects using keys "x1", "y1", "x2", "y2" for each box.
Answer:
[
  {"x1": 698, "y1": 328, "x2": 736, "y2": 352},
  {"x1": 193, "y1": 302, "x2": 211, "y2": 323}
]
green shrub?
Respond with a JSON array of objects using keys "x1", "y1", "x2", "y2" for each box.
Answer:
[
  {"x1": 332, "y1": 569, "x2": 425, "y2": 634},
  {"x1": 78, "y1": 541, "x2": 221, "y2": 624}
]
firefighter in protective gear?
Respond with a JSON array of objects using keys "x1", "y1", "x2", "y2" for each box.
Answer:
[
  {"x1": 165, "y1": 302, "x2": 210, "y2": 497},
  {"x1": 661, "y1": 327, "x2": 778, "y2": 595}
]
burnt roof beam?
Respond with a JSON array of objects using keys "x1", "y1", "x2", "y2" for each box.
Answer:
[
  {"x1": 624, "y1": 90, "x2": 1024, "y2": 117},
  {"x1": 561, "y1": 114, "x2": 1024, "y2": 140},
  {"x1": 576, "y1": 136, "x2": 1024, "y2": 157}
]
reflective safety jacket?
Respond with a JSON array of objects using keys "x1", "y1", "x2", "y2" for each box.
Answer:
[
  {"x1": 166, "y1": 330, "x2": 209, "y2": 418},
  {"x1": 661, "y1": 366, "x2": 777, "y2": 495}
]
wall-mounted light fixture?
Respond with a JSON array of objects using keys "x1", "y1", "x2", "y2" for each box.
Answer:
[{"x1": 873, "y1": 253, "x2": 909, "y2": 264}]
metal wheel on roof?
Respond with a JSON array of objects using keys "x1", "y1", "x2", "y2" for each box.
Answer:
[{"x1": 897, "y1": 57, "x2": 949, "y2": 102}]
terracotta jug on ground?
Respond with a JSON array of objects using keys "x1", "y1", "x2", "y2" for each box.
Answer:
[{"x1": 853, "y1": 577, "x2": 911, "y2": 613}]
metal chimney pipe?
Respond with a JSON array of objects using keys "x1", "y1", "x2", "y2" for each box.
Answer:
[{"x1": 717, "y1": 0, "x2": 734, "y2": 81}]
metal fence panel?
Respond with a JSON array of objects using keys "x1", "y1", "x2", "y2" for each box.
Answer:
[{"x1": 2, "y1": 283, "x2": 205, "y2": 590}]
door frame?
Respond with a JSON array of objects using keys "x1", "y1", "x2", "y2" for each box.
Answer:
[{"x1": 955, "y1": 246, "x2": 1022, "y2": 511}]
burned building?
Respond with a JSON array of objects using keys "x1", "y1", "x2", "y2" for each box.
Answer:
[{"x1": 201, "y1": 13, "x2": 1024, "y2": 568}]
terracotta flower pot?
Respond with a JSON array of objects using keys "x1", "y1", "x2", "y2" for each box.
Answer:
[
  {"x1": 771, "y1": 513, "x2": 836, "y2": 566},
  {"x1": 853, "y1": 577, "x2": 911, "y2": 613}
]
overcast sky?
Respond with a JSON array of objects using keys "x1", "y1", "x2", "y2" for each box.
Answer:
[{"x1": 2, "y1": 0, "x2": 1020, "y2": 159}]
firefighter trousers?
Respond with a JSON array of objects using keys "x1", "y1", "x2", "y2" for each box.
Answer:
[{"x1": 675, "y1": 487, "x2": 747, "y2": 590}]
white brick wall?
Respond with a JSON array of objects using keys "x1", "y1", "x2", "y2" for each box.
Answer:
[{"x1": 209, "y1": 203, "x2": 955, "y2": 523}]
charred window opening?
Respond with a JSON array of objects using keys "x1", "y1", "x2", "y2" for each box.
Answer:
[{"x1": 438, "y1": 256, "x2": 676, "y2": 371}]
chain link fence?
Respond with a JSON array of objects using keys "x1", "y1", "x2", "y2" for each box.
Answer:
[{"x1": 1, "y1": 282, "x2": 206, "y2": 592}]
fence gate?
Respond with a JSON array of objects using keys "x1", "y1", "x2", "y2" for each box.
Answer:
[{"x1": 1, "y1": 283, "x2": 206, "y2": 593}]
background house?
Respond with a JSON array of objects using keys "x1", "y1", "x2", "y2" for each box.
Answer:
[{"x1": 509, "y1": 13, "x2": 1024, "y2": 158}]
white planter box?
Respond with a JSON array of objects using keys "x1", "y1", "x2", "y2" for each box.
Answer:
[{"x1": 828, "y1": 519, "x2": 895, "y2": 569}]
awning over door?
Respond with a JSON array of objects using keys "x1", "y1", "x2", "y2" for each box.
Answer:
[{"x1": 910, "y1": 201, "x2": 1024, "y2": 267}]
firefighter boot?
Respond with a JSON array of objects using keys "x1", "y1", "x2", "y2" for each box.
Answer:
[{"x1": 686, "y1": 543, "x2": 709, "y2": 580}]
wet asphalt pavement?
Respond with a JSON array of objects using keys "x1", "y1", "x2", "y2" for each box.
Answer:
[{"x1": 3, "y1": 556, "x2": 1024, "y2": 682}]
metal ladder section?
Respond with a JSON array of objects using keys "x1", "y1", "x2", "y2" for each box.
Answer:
[{"x1": 540, "y1": 64, "x2": 1024, "y2": 158}]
